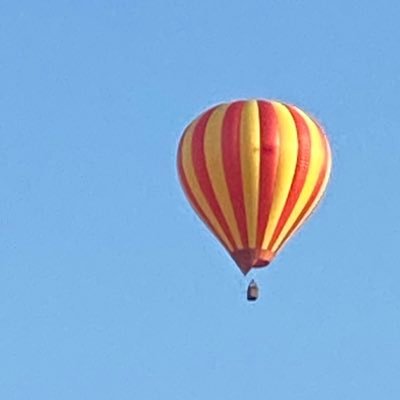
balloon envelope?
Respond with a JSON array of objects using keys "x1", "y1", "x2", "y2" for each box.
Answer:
[{"x1": 177, "y1": 99, "x2": 332, "y2": 274}]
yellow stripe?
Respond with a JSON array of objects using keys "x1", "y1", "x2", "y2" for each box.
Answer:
[
  {"x1": 204, "y1": 105, "x2": 243, "y2": 248},
  {"x1": 274, "y1": 134, "x2": 332, "y2": 254},
  {"x1": 261, "y1": 101, "x2": 298, "y2": 250},
  {"x1": 181, "y1": 123, "x2": 234, "y2": 251},
  {"x1": 240, "y1": 100, "x2": 260, "y2": 248},
  {"x1": 271, "y1": 107, "x2": 325, "y2": 252}
]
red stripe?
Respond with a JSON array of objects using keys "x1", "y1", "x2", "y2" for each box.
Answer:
[
  {"x1": 256, "y1": 100, "x2": 280, "y2": 249},
  {"x1": 177, "y1": 134, "x2": 231, "y2": 252},
  {"x1": 191, "y1": 108, "x2": 236, "y2": 250},
  {"x1": 276, "y1": 130, "x2": 329, "y2": 253},
  {"x1": 269, "y1": 104, "x2": 312, "y2": 247},
  {"x1": 221, "y1": 101, "x2": 249, "y2": 248}
]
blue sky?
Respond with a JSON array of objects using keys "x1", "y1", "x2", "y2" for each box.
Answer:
[{"x1": 1, "y1": 1, "x2": 400, "y2": 399}]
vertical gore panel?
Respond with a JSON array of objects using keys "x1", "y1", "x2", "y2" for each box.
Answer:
[
  {"x1": 191, "y1": 109, "x2": 236, "y2": 250},
  {"x1": 239, "y1": 100, "x2": 261, "y2": 248},
  {"x1": 268, "y1": 105, "x2": 311, "y2": 249},
  {"x1": 261, "y1": 102, "x2": 298, "y2": 250},
  {"x1": 271, "y1": 106, "x2": 325, "y2": 252},
  {"x1": 256, "y1": 100, "x2": 280, "y2": 249},
  {"x1": 180, "y1": 122, "x2": 234, "y2": 251},
  {"x1": 204, "y1": 104, "x2": 243, "y2": 249},
  {"x1": 275, "y1": 131, "x2": 331, "y2": 253},
  {"x1": 222, "y1": 101, "x2": 248, "y2": 248}
]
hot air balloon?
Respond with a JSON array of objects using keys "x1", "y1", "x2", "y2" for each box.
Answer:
[{"x1": 177, "y1": 99, "x2": 332, "y2": 301}]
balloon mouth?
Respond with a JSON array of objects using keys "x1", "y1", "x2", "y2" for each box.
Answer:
[{"x1": 231, "y1": 249, "x2": 274, "y2": 275}]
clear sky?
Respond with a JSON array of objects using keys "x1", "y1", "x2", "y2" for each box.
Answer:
[{"x1": 1, "y1": 1, "x2": 400, "y2": 399}]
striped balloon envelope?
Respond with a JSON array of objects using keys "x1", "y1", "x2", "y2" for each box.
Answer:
[{"x1": 177, "y1": 99, "x2": 332, "y2": 275}]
